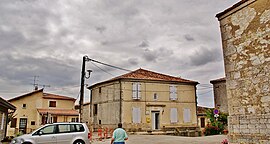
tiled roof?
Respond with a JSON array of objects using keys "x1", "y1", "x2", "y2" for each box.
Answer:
[
  {"x1": 37, "y1": 108, "x2": 79, "y2": 116},
  {"x1": 210, "y1": 77, "x2": 226, "y2": 84},
  {"x1": 0, "y1": 96, "x2": 16, "y2": 110},
  {"x1": 114, "y1": 69, "x2": 197, "y2": 83},
  {"x1": 43, "y1": 93, "x2": 76, "y2": 101},
  {"x1": 8, "y1": 89, "x2": 43, "y2": 102},
  {"x1": 216, "y1": 0, "x2": 249, "y2": 18},
  {"x1": 89, "y1": 68, "x2": 198, "y2": 88},
  {"x1": 8, "y1": 89, "x2": 75, "y2": 102}
]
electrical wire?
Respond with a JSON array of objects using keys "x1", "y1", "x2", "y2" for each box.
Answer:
[
  {"x1": 88, "y1": 58, "x2": 131, "y2": 72},
  {"x1": 90, "y1": 61, "x2": 114, "y2": 76}
]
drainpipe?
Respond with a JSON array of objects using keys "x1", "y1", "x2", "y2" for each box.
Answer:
[
  {"x1": 195, "y1": 84, "x2": 198, "y2": 127},
  {"x1": 119, "y1": 80, "x2": 122, "y2": 123}
]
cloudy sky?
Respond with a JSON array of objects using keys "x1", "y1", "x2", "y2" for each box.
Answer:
[{"x1": 0, "y1": 0, "x2": 239, "y2": 107}]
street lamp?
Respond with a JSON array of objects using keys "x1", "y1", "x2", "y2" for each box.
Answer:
[{"x1": 79, "y1": 55, "x2": 92, "y2": 122}]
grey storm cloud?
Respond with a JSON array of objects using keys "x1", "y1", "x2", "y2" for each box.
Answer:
[
  {"x1": 189, "y1": 47, "x2": 223, "y2": 66},
  {"x1": 184, "y1": 34, "x2": 195, "y2": 41},
  {"x1": 0, "y1": 0, "x2": 239, "y2": 107}
]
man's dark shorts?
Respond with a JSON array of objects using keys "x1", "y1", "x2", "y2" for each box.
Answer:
[{"x1": 113, "y1": 142, "x2": 125, "y2": 144}]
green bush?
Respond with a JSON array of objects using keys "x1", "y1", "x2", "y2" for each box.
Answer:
[{"x1": 204, "y1": 108, "x2": 228, "y2": 136}]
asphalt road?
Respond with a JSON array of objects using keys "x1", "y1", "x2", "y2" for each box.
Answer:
[{"x1": 92, "y1": 134, "x2": 228, "y2": 144}]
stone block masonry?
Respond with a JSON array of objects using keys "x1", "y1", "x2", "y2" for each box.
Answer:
[{"x1": 217, "y1": 0, "x2": 270, "y2": 143}]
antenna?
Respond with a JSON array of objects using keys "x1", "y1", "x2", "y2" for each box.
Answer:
[{"x1": 31, "y1": 76, "x2": 50, "y2": 90}]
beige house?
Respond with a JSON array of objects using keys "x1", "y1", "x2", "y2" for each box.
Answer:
[
  {"x1": 88, "y1": 68, "x2": 199, "y2": 132},
  {"x1": 197, "y1": 106, "x2": 211, "y2": 131},
  {"x1": 7, "y1": 89, "x2": 79, "y2": 136},
  {"x1": 210, "y1": 77, "x2": 228, "y2": 113},
  {"x1": 217, "y1": 0, "x2": 270, "y2": 142},
  {"x1": 0, "y1": 97, "x2": 16, "y2": 140}
]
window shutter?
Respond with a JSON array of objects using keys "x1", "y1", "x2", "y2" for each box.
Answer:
[
  {"x1": 138, "y1": 83, "x2": 141, "y2": 99},
  {"x1": 169, "y1": 86, "x2": 173, "y2": 100},
  {"x1": 170, "y1": 108, "x2": 177, "y2": 123},
  {"x1": 184, "y1": 108, "x2": 191, "y2": 123},
  {"x1": 1, "y1": 113, "x2": 5, "y2": 130},
  {"x1": 132, "y1": 83, "x2": 137, "y2": 99},
  {"x1": 132, "y1": 107, "x2": 141, "y2": 123},
  {"x1": 170, "y1": 85, "x2": 177, "y2": 100},
  {"x1": 173, "y1": 86, "x2": 177, "y2": 100}
]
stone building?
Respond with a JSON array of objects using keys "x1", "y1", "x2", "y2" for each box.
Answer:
[
  {"x1": 88, "y1": 68, "x2": 199, "y2": 132},
  {"x1": 0, "y1": 97, "x2": 16, "y2": 140},
  {"x1": 216, "y1": 0, "x2": 270, "y2": 143},
  {"x1": 210, "y1": 77, "x2": 228, "y2": 113}
]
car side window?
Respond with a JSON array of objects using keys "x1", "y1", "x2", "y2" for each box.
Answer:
[
  {"x1": 75, "y1": 124, "x2": 84, "y2": 132},
  {"x1": 33, "y1": 125, "x2": 55, "y2": 135},
  {"x1": 58, "y1": 124, "x2": 71, "y2": 133}
]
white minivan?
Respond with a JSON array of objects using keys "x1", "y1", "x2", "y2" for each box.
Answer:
[{"x1": 11, "y1": 123, "x2": 90, "y2": 144}]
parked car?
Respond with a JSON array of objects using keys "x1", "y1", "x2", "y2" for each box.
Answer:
[{"x1": 10, "y1": 122, "x2": 90, "y2": 144}]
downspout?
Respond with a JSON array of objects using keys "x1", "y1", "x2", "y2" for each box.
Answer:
[
  {"x1": 195, "y1": 84, "x2": 198, "y2": 127},
  {"x1": 119, "y1": 80, "x2": 122, "y2": 123},
  {"x1": 4, "y1": 111, "x2": 8, "y2": 139},
  {"x1": 90, "y1": 89, "x2": 93, "y2": 124}
]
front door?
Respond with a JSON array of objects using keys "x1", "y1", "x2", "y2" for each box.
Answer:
[
  {"x1": 151, "y1": 111, "x2": 160, "y2": 130},
  {"x1": 19, "y1": 118, "x2": 27, "y2": 134}
]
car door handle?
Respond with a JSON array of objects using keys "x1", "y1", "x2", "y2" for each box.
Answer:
[{"x1": 52, "y1": 136, "x2": 56, "y2": 139}]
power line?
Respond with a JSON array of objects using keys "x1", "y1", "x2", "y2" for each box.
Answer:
[
  {"x1": 87, "y1": 57, "x2": 131, "y2": 72},
  {"x1": 90, "y1": 61, "x2": 114, "y2": 76}
]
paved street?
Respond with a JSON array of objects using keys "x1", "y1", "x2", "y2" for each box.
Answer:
[{"x1": 92, "y1": 134, "x2": 227, "y2": 144}]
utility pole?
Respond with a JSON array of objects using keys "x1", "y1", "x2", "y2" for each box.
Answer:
[{"x1": 79, "y1": 56, "x2": 92, "y2": 122}]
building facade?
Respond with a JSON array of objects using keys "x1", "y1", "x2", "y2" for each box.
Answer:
[
  {"x1": 217, "y1": 0, "x2": 270, "y2": 143},
  {"x1": 0, "y1": 97, "x2": 16, "y2": 140},
  {"x1": 88, "y1": 69, "x2": 199, "y2": 132},
  {"x1": 7, "y1": 89, "x2": 79, "y2": 136},
  {"x1": 210, "y1": 78, "x2": 228, "y2": 113}
]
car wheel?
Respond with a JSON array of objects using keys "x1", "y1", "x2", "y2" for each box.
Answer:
[
  {"x1": 23, "y1": 142, "x2": 32, "y2": 144},
  {"x1": 73, "y1": 140, "x2": 85, "y2": 144}
]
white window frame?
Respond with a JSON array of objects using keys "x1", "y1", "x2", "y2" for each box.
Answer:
[
  {"x1": 169, "y1": 85, "x2": 177, "y2": 100},
  {"x1": 132, "y1": 107, "x2": 141, "y2": 123},
  {"x1": 170, "y1": 108, "x2": 178, "y2": 123},
  {"x1": 132, "y1": 83, "x2": 141, "y2": 100},
  {"x1": 1, "y1": 113, "x2": 5, "y2": 130},
  {"x1": 183, "y1": 108, "x2": 191, "y2": 123}
]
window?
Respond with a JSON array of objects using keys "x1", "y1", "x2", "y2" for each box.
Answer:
[
  {"x1": 71, "y1": 118, "x2": 79, "y2": 122},
  {"x1": 40, "y1": 125, "x2": 55, "y2": 135},
  {"x1": 58, "y1": 124, "x2": 71, "y2": 133},
  {"x1": 31, "y1": 121, "x2": 35, "y2": 125},
  {"x1": 93, "y1": 104, "x2": 98, "y2": 116},
  {"x1": 169, "y1": 85, "x2": 177, "y2": 100},
  {"x1": 22, "y1": 104, "x2": 26, "y2": 109},
  {"x1": 1, "y1": 113, "x2": 5, "y2": 130},
  {"x1": 153, "y1": 93, "x2": 158, "y2": 100},
  {"x1": 11, "y1": 118, "x2": 17, "y2": 128},
  {"x1": 183, "y1": 108, "x2": 191, "y2": 123},
  {"x1": 201, "y1": 118, "x2": 205, "y2": 128},
  {"x1": 170, "y1": 108, "x2": 178, "y2": 123},
  {"x1": 75, "y1": 124, "x2": 85, "y2": 132},
  {"x1": 99, "y1": 87, "x2": 102, "y2": 93},
  {"x1": 132, "y1": 83, "x2": 141, "y2": 99},
  {"x1": 132, "y1": 107, "x2": 141, "y2": 123},
  {"x1": 49, "y1": 101, "x2": 56, "y2": 107}
]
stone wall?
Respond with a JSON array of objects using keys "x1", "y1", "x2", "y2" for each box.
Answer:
[
  {"x1": 217, "y1": 0, "x2": 270, "y2": 143},
  {"x1": 211, "y1": 78, "x2": 228, "y2": 113}
]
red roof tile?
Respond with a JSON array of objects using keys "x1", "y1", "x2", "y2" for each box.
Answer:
[
  {"x1": 43, "y1": 93, "x2": 76, "y2": 101},
  {"x1": 8, "y1": 89, "x2": 43, "y2": 102},
  {"x1": 37, "y1": 108, "x2": 79, "y2": 116},
  {"x1": 89, "y1": 68, "x2": 198, "y2": 88}
]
